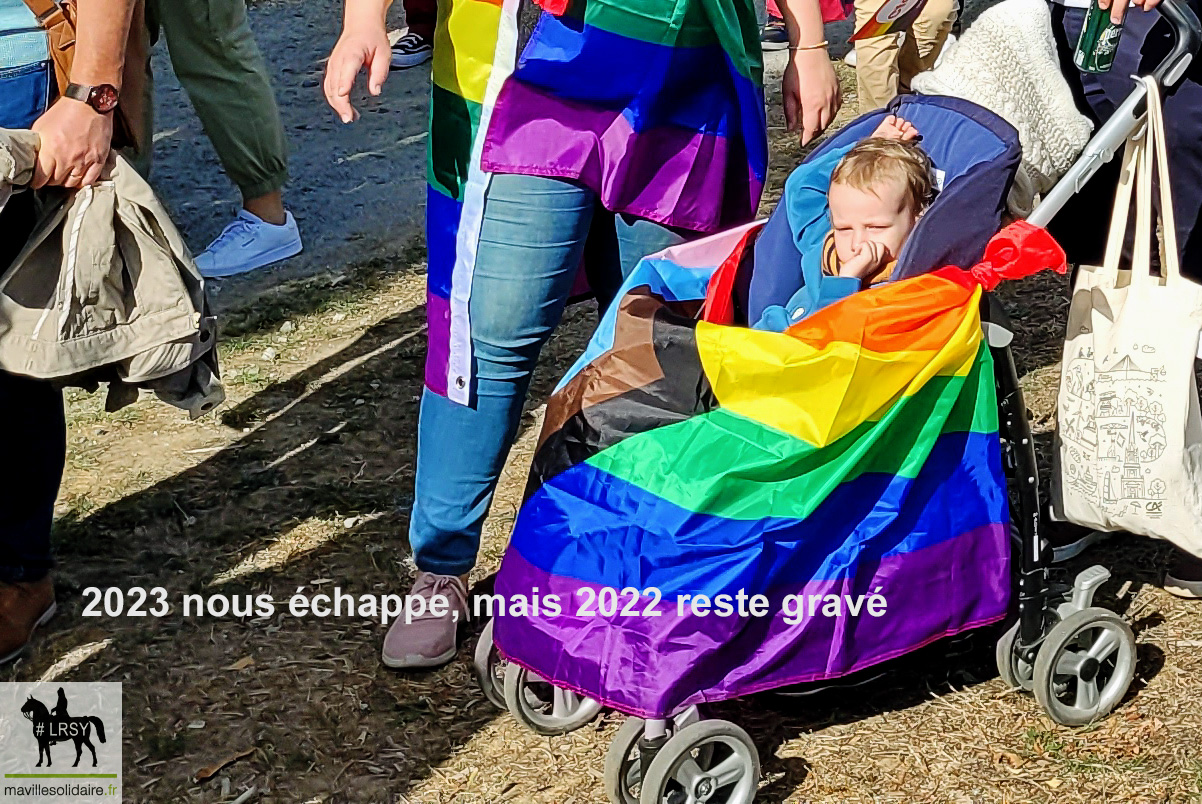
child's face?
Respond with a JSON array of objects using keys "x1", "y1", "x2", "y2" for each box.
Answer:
[{"x1": 828, "y1": 178, "x2": 920, "y2": 268}]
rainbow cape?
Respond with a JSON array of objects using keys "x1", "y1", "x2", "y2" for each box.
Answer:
[
  {"x1": 480, "y1": 0, "x2": 768, "y2": 234},
  {"x1": 425, "y1": 0, "x2": 768, "y2": 402},
  {"x1": 489, "y1": 224, "x2": 1067, "y2": 719},
  {"x1": 426, "y1": 0, "x2": 512, "y2": 401}
]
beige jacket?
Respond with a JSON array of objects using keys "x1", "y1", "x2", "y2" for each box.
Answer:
[{"x1": 0, "y1": 128, "x2": 223, "y2": 417}]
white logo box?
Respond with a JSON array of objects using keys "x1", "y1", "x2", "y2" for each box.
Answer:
[{"x1": 0, "y1": 682, "x2": 122, "y2": 804}]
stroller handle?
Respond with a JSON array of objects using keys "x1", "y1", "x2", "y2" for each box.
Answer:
[
  {"x1": 1027, "y1": 0, "x2": 1201, "y2": 228},
  {"x1": 1153, "y1": 0, "x2": 1201, "y2": 88}
]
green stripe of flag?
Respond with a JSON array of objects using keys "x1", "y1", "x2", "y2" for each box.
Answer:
[
  {"x1": 587, "y1": 345, "x2": 998, "y2": 522},
  {"x1": 567, "y1": 1, "x2": 763, "y2": 85},
  {"x1": 428, "y1": 83, "x2": 481, "y2": 203}
]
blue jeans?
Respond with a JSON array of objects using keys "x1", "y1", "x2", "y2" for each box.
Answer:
[{"x1": 408, "y1": 173, "x2": 688, "y2": 575}]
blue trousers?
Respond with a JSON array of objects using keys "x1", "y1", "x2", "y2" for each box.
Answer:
[
  {"x1": 408, "y1": 174, "x2": 688, "y2": 576},
  {"x1": 0, "y1": 52, "x2": 63, "y2": 583},
  {"x1": 1050, "y1": 3, "x2": 1202, "y2": 279}
]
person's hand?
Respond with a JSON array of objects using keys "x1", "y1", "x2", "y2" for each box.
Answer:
[
  {"x1": 783, "y1": 47, "x2": 841, "y2": 147},
  {"x1": 1099, "y1": 0, "x2": 1160, "y2": 25},
  {"x1": 324, "y1": 20, "x2": 392, "y2": 123},
  {"x1": 838, "y1": 241, "x2": 889, "y2": 282},
  {"x1": 30, "y1": 98, "x2": 114, "y2": 189},
  {"x1": 870, "y1": 114, "x2": 918, "y2": 141}
]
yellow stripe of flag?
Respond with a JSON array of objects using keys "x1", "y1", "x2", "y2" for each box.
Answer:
[
  {"x1": 695, "y1": 287, "x2": 983, "y2": 446},
  {"x1": 432, "y1": 0, "x2": 503, "y2": 105}
]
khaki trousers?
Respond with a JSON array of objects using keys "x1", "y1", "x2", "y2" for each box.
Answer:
[
  {"x1": 133, "y1": 0, "x2": 288, "y2": 199},
  {"x1": 853, "y1": 0, "x2": 958, "y2": 114}
]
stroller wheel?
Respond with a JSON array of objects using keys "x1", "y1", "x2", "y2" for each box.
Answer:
[
  {"x1": 995, "y1": 621, "x2": 1036, "y2": 692},
  {"x1": 503, "y1": 663, "x2": 603, "y2": 735},
  {"x1": 473, "y1": 619, "x2": 506, "y2": 710},
  {"x1": 1033, "y1": 607, "x2": 1136, "y2": 726},
  {"x1": 638, "y1": 720, "x2": 758, "y2": 804},
  {"x1": 604, "y1": 710, "x2": 709, "y2": 804},
  {"x1": 605, "y1": 717, "x2": 650, "y2": 804}
]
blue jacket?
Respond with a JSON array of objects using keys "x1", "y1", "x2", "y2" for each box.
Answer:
[
  {"x1": 751, "y1": 231, "x2": 861, "y2": 330},
  {"x1": 749, "y1": 143, "x2": 862, "y2": 331}
]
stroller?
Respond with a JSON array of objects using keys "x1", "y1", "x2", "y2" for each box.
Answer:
[{"x1": 471, "y1": 2, "x2": 1201, "y2": 801}]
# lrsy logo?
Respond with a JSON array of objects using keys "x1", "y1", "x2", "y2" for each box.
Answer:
[
  {"x1": 21, "y1": 688, "x2": 107, "y2": 767},
  {"x1": 1, "y1": 682, "x2": 122, "y2": 803}
]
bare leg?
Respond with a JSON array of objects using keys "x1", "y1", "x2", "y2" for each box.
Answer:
[{"x1": 243, "y1": 190, "x2": 286, "y2": 226}]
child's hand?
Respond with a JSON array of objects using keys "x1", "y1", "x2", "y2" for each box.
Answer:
[
  {"x1": 838, "y1": 241, "x2": 890, "y2": 282},
  {"x1": 870, "y1": 115, "x2": 918, "y2": 141}
]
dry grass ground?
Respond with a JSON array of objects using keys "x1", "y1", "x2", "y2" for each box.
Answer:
[{"x1": 5, "y1": 65, "x2": 1202, "y2": 804}]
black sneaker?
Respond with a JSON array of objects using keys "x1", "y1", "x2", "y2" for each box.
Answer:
[
  {"x1": 1165, "y1": 549, "x2": 1202, "y2": 599},
  {"x1": 761, "y1": 18, "x2": 789, "y2": 51},
  {"x1": 391, "y1": 32, "x2": 433, "y2": 70},
  {"x1": 1046, "y1": 521, "x2": 1110, "y2": 563}
]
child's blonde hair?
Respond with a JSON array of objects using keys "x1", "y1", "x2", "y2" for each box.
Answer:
[{"x1": 830, "y1": 138, "x2": 936, "y2": 215}]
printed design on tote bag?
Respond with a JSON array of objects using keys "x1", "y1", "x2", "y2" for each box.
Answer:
[{"x1": 1060, "y1": 341, "x2": 1170, "y2": 520}]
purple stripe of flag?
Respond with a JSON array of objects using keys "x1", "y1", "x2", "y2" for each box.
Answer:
[
  {"x1": 493, "y1": 523, "x2": 1009, "y2": 718},
  {"x1": 424, "y1": 291, "x2": 451, "y2": 396},
  {"x1": 481, "y1": 80, "x2": 763, "y2": 233}
]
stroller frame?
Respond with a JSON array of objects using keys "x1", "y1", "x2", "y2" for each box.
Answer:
[{"x1": 1007, "y1": 0, "x2": 1200, "y2": 710}]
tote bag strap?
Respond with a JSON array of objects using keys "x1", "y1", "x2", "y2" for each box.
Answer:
[
  {"x1": 1141, "y1": 76, "x2": 1185, "y2": 286},
  {"x1": 1132, "y1": 87, "x2": 1156, "y2": 285},
  {"x1": 1101, "y1": 135, "x2": 1141, "y2": 280},
  {"x1": 1105, "y1": 77, "x2": 1184, "y2": 289}
]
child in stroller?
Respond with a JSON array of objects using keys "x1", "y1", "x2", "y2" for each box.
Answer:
[
  {"x1": 753, "y1": 115, "x2": 934, "y2": 330},
  {"x1": 470, "y1": 4, "x2": 1200, "y2": 803}
]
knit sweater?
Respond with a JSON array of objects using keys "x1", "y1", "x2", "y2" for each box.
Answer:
[{"x1": 911, "y1": 0, "x2": 1093, "y2": 217}]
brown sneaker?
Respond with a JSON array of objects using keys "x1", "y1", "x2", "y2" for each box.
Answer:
[
  {"x1": 1165, "y1": 550, "x2": 1202, "y2": 599},
  {"x1": 381, "y1": 572, "x2": 469, "y2": 669},
  {"x1": 0, "y1": 577, "x2": 56, "y2": 665}
]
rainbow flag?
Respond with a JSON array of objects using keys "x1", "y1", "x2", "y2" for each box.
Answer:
[
  {"x1": 479, "y1": 0, "x2": 768, "y2": 234},
  {"x1": 425, "y1": 0, "x2": 773, "y2": 402},
  {"x1": 426, "y1": 0, "x2": 511, "y2": 401},
  {"x1": 490, "y1": 226, "x2": 1050, "y2": 719},
  {"x1": 849, "y1": 0, "x2": 931, "y2": 41}
]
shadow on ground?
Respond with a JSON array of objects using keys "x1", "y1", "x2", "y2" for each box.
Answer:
[{"x1": 3, "y1": 269, "x2": 593, "y2": 800}]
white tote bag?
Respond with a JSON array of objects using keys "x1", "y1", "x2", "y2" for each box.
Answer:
[{"x1": 1052, "y1": 77, "x2": 1202, "y2": 555}]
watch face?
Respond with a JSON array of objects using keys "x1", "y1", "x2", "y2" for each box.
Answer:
[{"x1": 89, "y1": 85, "x2": 119, "y2": 114}]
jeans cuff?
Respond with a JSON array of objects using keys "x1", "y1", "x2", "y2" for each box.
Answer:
[
  {"x1": 414, "y1": 558, "x2": 475, "y2": 578},
  {"x1": 0, "y1": 561, "x2": 52, "y2": 584}
]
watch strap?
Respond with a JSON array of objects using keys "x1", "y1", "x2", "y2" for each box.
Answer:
[{"x1": 63, "y1": 83, "x2": 91, "y2": 103}]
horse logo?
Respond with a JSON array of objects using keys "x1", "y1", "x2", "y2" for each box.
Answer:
[{"x1": 19, "y1": 688, "x2": 107, "y2": 767}]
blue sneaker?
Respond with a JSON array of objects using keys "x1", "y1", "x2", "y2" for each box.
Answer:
[{"x1": 194, "y1": 210, "x2": 303, "y2": 279}]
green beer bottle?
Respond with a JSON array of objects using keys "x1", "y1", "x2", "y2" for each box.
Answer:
[{"x1": 1074, "y1": 0, "x2": 1125, "y2": 73}]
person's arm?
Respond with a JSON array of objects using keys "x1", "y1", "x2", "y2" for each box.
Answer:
[
  {"x1": 31, "y1": 0, "x2": 137, "y2": 189},
  {"x1": 776, "y1": 0, "x2": 841, "y2": 146},
  {"x1": 324, "y1": 0, "x2": 394, "y2": 124}
]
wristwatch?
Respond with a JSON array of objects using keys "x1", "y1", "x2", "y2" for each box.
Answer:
[{"x1": 63, "y1": 83, "x2": 120, "y2": 114}]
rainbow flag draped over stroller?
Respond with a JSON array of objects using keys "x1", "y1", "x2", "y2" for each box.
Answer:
[{"x1": 492, "y1": 219, "x2": 1064, "y2": 720}]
